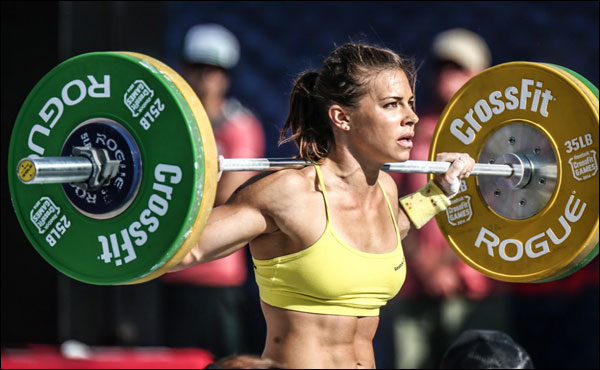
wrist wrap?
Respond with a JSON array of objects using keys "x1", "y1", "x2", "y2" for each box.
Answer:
[{"x1": 399, "y1": 179, "x2": 451, "y2": 229}]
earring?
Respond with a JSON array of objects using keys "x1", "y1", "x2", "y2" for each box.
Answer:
[{"x1": 344, "y1": 125, "x2": 350, "y2": 131}]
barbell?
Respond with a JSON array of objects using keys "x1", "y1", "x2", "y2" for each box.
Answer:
[{"x1": 7, "y1": 52, "x2": 599, "y2": 285}]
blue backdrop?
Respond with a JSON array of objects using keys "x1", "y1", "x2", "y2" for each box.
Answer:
[{"x1": 163, "y1": 1, "x2": 599, "y2": 158}]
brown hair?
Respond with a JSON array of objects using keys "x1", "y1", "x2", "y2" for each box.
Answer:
[{"x1": 279, "y1": 43, "x2": 417, "y2": 162}]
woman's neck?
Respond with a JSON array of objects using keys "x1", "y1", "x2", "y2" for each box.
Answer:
[{"x1": 321, "y1": 148, "x2": 383, "y2": 192}]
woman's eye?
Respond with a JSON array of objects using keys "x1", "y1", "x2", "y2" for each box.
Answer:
[{"x1": 385, "y1": 102, "x2": 398, "y2": 108}]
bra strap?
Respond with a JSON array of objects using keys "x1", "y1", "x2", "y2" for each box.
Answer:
[
  {"x1": 377, "y1": 181, "x2": 401, "y2": 242},
  {"x1": 313, "y1": 165, "x2": 331, "y2": 221}
]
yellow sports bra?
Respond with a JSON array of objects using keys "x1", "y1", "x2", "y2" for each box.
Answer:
[{"x1": 253, "y1": 165, "x2": 406, "y2": 317}]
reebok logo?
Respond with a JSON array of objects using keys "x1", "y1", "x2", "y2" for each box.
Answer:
[{"x1": 394, "y1": 259, "x2": 405, "y2": 271}]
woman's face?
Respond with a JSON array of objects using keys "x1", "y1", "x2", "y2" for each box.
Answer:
[{"x1": 347, "y1": 69, "x2": 419, "y2": 163}]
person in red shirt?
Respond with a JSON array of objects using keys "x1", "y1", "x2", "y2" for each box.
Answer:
[
  {"x1": 160, "y1": 23, "x2": 265, "y2": 358},
  {"x1": 375, "y1": 28, "x2": 511, "y2": 369}
]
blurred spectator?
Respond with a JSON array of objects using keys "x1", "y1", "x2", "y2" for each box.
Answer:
[
  {"x1": 161, "y1": 23, "x2": 266, "y2": 358},
  {"x1": 375, "y1": 28, "x2": 510, "y2": 369},
  {"x1": 440, "y1": 329, "x2": 534, "y2": 369}
]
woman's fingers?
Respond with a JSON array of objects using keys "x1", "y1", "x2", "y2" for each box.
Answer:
[{"x1": 433, "y1": 153, "x2": 475, "y2": 197}]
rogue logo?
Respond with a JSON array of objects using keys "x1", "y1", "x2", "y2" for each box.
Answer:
[
  {"x1": 27, "y1": 75, "x2": 111, "y2": 156},
  {"x1": 474, "y1": 194, "x2": 586, "y2": 262}
]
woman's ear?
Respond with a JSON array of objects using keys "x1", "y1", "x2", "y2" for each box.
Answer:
[{"x1": 329, "y1": 104, "x2": 351, "y2": 131}]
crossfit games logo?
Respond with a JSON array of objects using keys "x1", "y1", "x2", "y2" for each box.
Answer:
[
  {"x1": 568, "y1": 150, "x2": 598, "y2": 181},
  {"x1": 124, "y1": 80, "x2": 154, "y2": 117},
  {"x1": 446, "y1": 195, "x2": 473, "y2": 226},
  {"x1": 30, "y1": 196, "x2": 61, "y2": 234}
]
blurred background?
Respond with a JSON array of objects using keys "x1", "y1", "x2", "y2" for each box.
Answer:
[{"x1": 2, "y1": 1, "x2": 598, "y2": 368}]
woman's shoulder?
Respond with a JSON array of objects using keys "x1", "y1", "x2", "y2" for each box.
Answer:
[{"x1": 229, "y1": 167, "x2": 317, "y2": 208}]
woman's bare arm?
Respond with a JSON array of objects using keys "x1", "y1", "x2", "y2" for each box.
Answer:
[
  {"x1": 396, "y1": 208, "x2": 413, "y2": 240},
  {"x1": 171, "y1": 176, "x2": 276, "y2": 271}
]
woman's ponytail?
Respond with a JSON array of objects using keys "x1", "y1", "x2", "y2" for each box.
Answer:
[{"x1": 279, "y1": 71, "x2": 334, "y2": 162}]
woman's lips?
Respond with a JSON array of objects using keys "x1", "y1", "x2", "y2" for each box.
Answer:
[{"x1": 397, "y1": 135, "x2": 414, "y2": 148}]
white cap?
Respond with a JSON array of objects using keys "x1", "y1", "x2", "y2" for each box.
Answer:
[
  {"x1": 183, "y1": 24, "x2": 240, "y2": 69},
  {"x1": 431, "y1": 28, "x2": 491, "y2": 72}
]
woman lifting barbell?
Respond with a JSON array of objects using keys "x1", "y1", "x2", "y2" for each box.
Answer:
[{"x1": 170, "y1": 42, "x2": 475, "y2": 369}]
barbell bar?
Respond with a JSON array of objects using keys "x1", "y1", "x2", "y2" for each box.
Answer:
[
  {"x1": 219, "y1": 158, "x2": 517, "y2": 176},
  {"x1": 17, "y1": 155, "x2": 518, "y2": 186},
  {"x1": 7, "y1": 52, "x2": 598, "y2": 285}
]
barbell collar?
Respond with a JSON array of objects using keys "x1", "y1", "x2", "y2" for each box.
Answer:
[
  {"x1": 498, "y1": 153, "x2": 533, "y2": 189},
  {"x1": 17, "y1": 147, "x2": 121, "y2": 189},
  {"x1": 71, "y1": 146, "x2": 121, "y2": 191}
]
